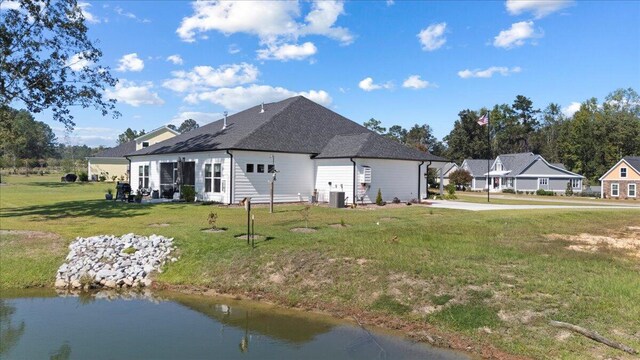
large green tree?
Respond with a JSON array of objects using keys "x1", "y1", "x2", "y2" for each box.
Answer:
[
  {"x1": 168, "y1": 119, "x2": 200, "y2": 133},
  {"x1": 1, "y1": 0, "x2": 119, "y2": 129},
  {"x1": 443, "y1": 110, "x2": 490, "y2": 164},
  {"x1": 363, "y1": 118, "x2": 386, "y2": 134},
  {"x1": 0, "y1": 105, "x2": 56, "y2": 168},
  {"x1": 117, "y1": 128, "x2": 145, "y2": 144}
]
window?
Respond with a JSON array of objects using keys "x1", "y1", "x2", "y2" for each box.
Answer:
[
  {"x1": 571, "y1": 179, "x2": 581, "y2": 188},
  {"x1": 629, "y1": 183, "x2": 636, "y2": 197},
  {"x1": 620, "y1": 167, "x2": 627, "y2": 178},
  {"x1": 496, "y1": 163, "x2": 503, "y2": 171},
  {"x1": 138, "y1": 165, "x2": 149, "y2": 189},
  {"x1": 268, "y1": 164, "x2": 275, "y2": 173},
  {"x1": 538, "y1": 178, "x2": 548, "y2": 186},
  {"x1": 213, "y1": 163, "x2": 222, "y2": 192},
  {"x1": 142, "y1": 141, "x2": 149, "y2": 148},
  {"x1": 257, "y1": 164, "x2": 265, "y2": 173},
  {"x1": 611, "y1": 183, "x2": 619, "y2": 197},
  {"x1": 204, "y1": 164, "x2": 212, "y2": 193},
  {"x1": 246, "y1": 164, "x2": 254, "y2": 173}
]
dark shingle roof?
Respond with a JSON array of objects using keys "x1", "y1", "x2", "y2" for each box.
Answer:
[
  {"x1": 496, "y1": 153, "x2": 536, "y2": 175},
  {"x1": 463, "y1": 159, "x2": 491, "y2": 176},
  {"x1": 129, "y1": 96, "x2": 445, "y2": 162},
  {"x1": 623, "y1": 156, "x2": 640, "y2": 173},
  {"x1": 92, "y1": 140, "x2": 136, "y2": 158}
]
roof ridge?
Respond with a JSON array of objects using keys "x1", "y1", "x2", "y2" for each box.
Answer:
[{"x1": 229, "y1": 96, "x2": 302, "y2": 149}]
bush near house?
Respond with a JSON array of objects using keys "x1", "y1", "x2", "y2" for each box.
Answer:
[
  {"x1": 536, "y1": 189, "x2": 554, "y2": 196},
  {"x1": 502, "y1": 189, "x2": 515, "y2": 194}
]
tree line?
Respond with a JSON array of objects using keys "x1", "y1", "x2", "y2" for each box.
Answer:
[{"x1": 364, "y1": 88, "x2": 640, "y2": 182}]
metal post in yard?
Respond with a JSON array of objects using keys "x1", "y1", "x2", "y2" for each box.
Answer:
[{"x1": 251, "y1": 214, "x2": 255, "y2": 248}]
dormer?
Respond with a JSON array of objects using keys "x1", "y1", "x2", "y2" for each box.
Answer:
[{"x1": 134, "y1": 126, "x2": 180, "y2": 151}]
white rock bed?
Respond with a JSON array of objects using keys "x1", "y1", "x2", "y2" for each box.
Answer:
[{"x1": 55, "y1": 233, "x2": 177, "y2": 290}]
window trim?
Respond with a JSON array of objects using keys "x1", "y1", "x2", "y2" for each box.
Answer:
[
  {"x1": 246, "y1": 164, "x2": 254, "y2": 173},
  {"x1": 257, "y1": 164, "x2": 265, "y2": 173},
  {"x1": 142, "y1": 141, "x2": 150, "y2": 148},
  {"x1": 628, "y1": 183, "x2": 636, "y2": 198},
  {"x1": 213, "y1": 163, "x2": 222, "y2": 193},
  {"x1": 138, "y1": 165, "x2": 149, "y2": 189},
  {"x1": 620, "y1": 167, "x2": 627, "y2": 178},
  {"x1": 571, "y1": 179, "x2": 580, "y2": 189},
  {"x1": 204, "y1": 164, "x2": 212, "y2": 193},
  {"x1": 611, "y1": 183, "x2": 619, "y2": 197},
  {"x1": 538, "y1": 177, "x2": 548, "y2": 189}
]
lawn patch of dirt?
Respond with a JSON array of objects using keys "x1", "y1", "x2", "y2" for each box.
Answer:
[
  {"x1": 547, "y1": 226, "x2": 640, "y2": 258},
  {"x1": 328, "y1": 223, "x2": 351, "y2": 228},
  {"x1": 290, "y1": 227, "x2": 317, "y2": 233},
  {"x1": 149, "y1": 223, "x2": 170, "y2": 227},
  {"x1": 0, "y1": 230, "x2": 65, "y2": 258},
  {"x1": 201, "y1": 228, "x2": 226, "y2": 233}
]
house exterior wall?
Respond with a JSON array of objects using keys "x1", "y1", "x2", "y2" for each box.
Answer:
[
  {"x1": 601, "y1": 162, "x2": 640, "y2": 181},
  {"x1": 355, "y1": 158, "x2": 421, "y2": 203},
  {"x1": 233, "y1": 151, "x2": 315, "y2": 203},
  {"x1": 88, "y1": 158, "x2": 129, "y2": 181},
  {"x1": 135, "y1": 129, "x2": 177, "y2": 151},
  {"x1": 471, "y1": 177, "x2": 487, "y2": 190},
  {"x1": 314, "y1": 159, "x2": 354, "y2": 203},
  {"x1": 515, "y1": 178, "x2": 538, "y2": 190},
  {"x1": 602, "y1": 180, "x2": 639, "y2": 199},
  {"x1": 130, "y1": 151, "x2": 231, "y2": 203}
]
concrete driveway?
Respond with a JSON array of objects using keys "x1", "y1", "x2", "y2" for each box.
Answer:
[{"x1": 428, "y1": 201, "x2": 640, "y2": 212}]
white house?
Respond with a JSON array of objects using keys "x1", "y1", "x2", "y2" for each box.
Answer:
[{"x1": 126, "y1": 96, "x2": 446, "y2": 204}]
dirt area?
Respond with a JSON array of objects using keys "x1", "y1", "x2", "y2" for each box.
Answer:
[
  {"x1": 201, "y1": 228, "x2": 226, "y2": 233},
  {"x1": 547, "y1": 226, "x2": 640, "y2": 258},
  {"x1": 0, "y1": 230, "x2": 66, "y2": 258},
  {"x1": 328, "y1": 223, "x2": 351, "y2": 228},
  {"x1": 290, "y1": 227, "x2": 317, "y2": 233},
  {"x1": 149, "y1": 223, "x2": 170, "y2": 227},
  {"x1": 0, "y1": 229, "x2": 61, "y2": 242}
]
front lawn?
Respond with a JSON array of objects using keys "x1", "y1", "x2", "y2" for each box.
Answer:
[{"x1": 1, "y1": 174, "x2": 639, "y2": 359}]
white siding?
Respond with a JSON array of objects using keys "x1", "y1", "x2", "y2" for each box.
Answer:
[
  {"x1": 233, "y1": 151, "x2": 314, "y2": 203},
  {"x1": 314, "y1": 159, "x2": 354, "y2": 203},
  {"x1": 356, "y1": 159, "x2": 421, "y2": 203},
  {"x1": 130, "y1": 151, "x2": 231, "y2": 203}
]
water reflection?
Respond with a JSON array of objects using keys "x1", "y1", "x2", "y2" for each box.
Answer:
[{"x1": 0, "y1": 290, "x2": 469, "y2": 360}]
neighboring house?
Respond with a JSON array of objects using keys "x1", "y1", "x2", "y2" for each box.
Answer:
[
  {"x1": 460, "y1": 159, "x2": 490, "y2": 191},
  {"x1": 598, "y1": 156, "x2": 640, "y2": 199},
  {"x1": 87, "y1": 126, "x2": 179, "y2": 181},
  {"x1": 126, "y1": 96, "x2": 446, "y2": 204},
  {"x1": 462, "y1": 153, "x2": 584, "y2": 193},
  {"x1": 435, "y1": 162, "x2": 459, "y2": 186}
]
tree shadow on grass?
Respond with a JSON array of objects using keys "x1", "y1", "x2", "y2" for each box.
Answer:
[
  {"x1": 0, "y1": 200, "x2": 155, "y2": 220},
  {"x1": 22, "y1": 182, "x2": 94, "y2": 188}
]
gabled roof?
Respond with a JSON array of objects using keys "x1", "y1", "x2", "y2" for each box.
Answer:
[
  {"x1": 436, "y1": 162, "x2": 458, "y2": 177},
  {"x1": 91, "y1": 140, "x2": 136, "y2": 158},
  {"x1": 128, "y1": 96, "x2": 445, "y2": 162},
  {"x1": 599, "y1": 156, "x2": 640, "y2": 180},
  {"x1": 462, "y1": 159, "x2": 491, "y2": 177},
  {"x1": 494, "y1": 153, "x2": 536, "y2": 175},
  {"x1": 134, "y1": 126, "x2": 180, "y2": 142}
]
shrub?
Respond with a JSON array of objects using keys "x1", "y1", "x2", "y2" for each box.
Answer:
[
  {"x1": 180, "y1": 185, "x2": 197, "y2": 202},
  {"x1": 445, "y1": 184, "x2": 456, "y2": 195},
  {"x1": 106, "y1": 188, "x2": 113, "y2": 195},
  {"x1": 443, "y1": 193, "x2": 458, "y2": 200},
  {"x1": 391, "y1": 197, "x2": 401, "y2": 204},
  {"x1": 207, "y1": 211, "x2": 218, "y2": 229},
  {"x1": 536, "y1": 189, "x2": 554, "y2": 196},
  {"x1": 502, "y1": 189, "x2": 515, "y2": 194},
  {"x1": 565, "y1": 182, "x2": 574, "y2": 197},
  {"x1": 340, "y1": 218, "x2": 346, "y2": 227},
  {"x1": 77, "y1": 172, "x2": 88, "y2": 182},
  {"x1": 111, "y1": 175, "x2": 118, "y2": 181},
  {"x1": 449, "y1": 169, "x2": 472, "y2": 187},
  {"x1": 375, "y1": 188, "x2": 383, "y2": 206}
]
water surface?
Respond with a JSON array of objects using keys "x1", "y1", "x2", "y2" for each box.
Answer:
[{"x1": 0, "y1": 290, "x2": 469, "y2": 359}]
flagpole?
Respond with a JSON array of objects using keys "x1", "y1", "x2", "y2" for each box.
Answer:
[{"x1": 487, "y1": 111, "x2": 491, "y2": 203}]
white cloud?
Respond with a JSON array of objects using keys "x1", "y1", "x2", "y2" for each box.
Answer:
[
  {"x1": 506, "y1": 0, "x2": 573, "y2": 19},
  {"x1": 386, "y1": 0, "x2": 395, "y2": 6},
  {"x1": 184, "y1": 84, "x2": 332, "y2": 111},
  {"x1": 163, "y1": 63, "x2": 259, "y2": 92},
  {"x1": 113, "y1": 6, "x2": 149, "y2": 23},
  {"x1": 105, "y1": 80, "x2": 164, "y2": 107},
  {"x1": 169, "y1": 111, "x2": 222, "y2": 126},
  {"x1": 67, "y1": 52, "x2": 92, "y2": 71},
  {"x1": 228, "y1": 44, "x2": 241, "y2": 54},
  {"x1": 78, "y1": 2, "x2": 100, "y2": 23},
  {"x1": 457, "y1": 66, "x2": 522, "y2": 79},
  {"x1": 0, "y1": 1, "x2": 20, "y2": 10},
  {"x1": 358, "y1": 77, "x2": 393, "y2": 91},
  {"x1": 257, "y1": 42, "x2": 317, "y2": 61},
  {"x1": 402, "y1": 75, "x2": 433, "y2": 89},
  {"x1": 417, "y1": 22, "x2": 447, "y2": 51},
  {"x1": 116, "y1": 53, "x2": 145, "y2": 72},
  {"x1": 176, "y1": 0, "x2": 353, "y2": 45},
  {"x1": 166, "y1": 54, "x2": 184, "y2": 65},
  {"x1": 562, "y1": 102, "x2": 581, "y2": 117},
  {"x1": 493, "y1": 21, "x2": 541, "y2": 49}
]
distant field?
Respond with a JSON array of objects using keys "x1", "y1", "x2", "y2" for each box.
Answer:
[{"x1": 1, "y1": 174, "x2": 639, "y2": 359}]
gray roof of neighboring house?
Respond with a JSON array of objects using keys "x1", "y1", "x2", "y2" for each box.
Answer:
[
  {"x1": 623, "y1": 156, "x2": 640, "y2": 172},
  {"x1": 462, "y1": 159, "x2": 491, "y2": 177},
  {"x1": 496, "y1": 153, "x2": 537, "y2": 175},
  {"x1": 436, "y1": 162, "x2": 458, "y2": 177},
  {"x1": 91, "y1": 140, "x2": 136, "y2": 158},
  {"x1": 128, "y1": 96, "x2": 445, "y2": 162}
]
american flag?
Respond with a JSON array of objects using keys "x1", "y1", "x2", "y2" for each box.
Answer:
[{"x1": 477, "y1": 113, "x2": 488, "y2": 126}]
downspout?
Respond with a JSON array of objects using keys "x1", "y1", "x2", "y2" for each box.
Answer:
[
  {"x1": 350, "y1": 157, "x2": 356, "y2": 205},
  {"x1": 226, "y1": 150, "x2": 234, "y2": 205},
  {"x1": 418, "y1": 161, "x2": 425, "y2": 203}
]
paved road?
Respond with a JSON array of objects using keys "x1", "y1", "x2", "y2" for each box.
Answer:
[
  {"x1": 461, "y1": 194, "x2": 640, "y2": 207},
  {"x1": 429, "y1": 201, "x2": 640, "y2": 212}
]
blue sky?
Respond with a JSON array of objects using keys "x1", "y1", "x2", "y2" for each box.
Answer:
[{"x1": 20, "y1": 1, "x2": 640, "y2": 146}]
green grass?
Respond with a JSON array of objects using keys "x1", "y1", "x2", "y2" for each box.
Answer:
[{"x1": 1, "y1": 174, "x2": 640, "y2": 359}]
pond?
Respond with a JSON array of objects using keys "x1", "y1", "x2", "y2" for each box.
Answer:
[{"x1": 0, "y1": 290, "x2": 470, "y2": 360}]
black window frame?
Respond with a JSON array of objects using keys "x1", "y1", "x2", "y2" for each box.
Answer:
[
  {"x1": 142, "y1": 141, "x2": 150, "y2": 148},
  {"x1": 268, "y1": 164, "x2": 275, "y2": 173},
  {"x1": 246, "y1": 164, "x2": 254, "y2": 173},
  {"x1": 257, "y1": 164, "x2": 265, "y2": 173}
]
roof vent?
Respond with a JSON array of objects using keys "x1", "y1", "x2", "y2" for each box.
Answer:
[
  {"x1": 260, "y1": 102, "x2": 265, "y2": 113},
  {"x1": 222, "y1": 111, "x2": 228, "y2": 130}
]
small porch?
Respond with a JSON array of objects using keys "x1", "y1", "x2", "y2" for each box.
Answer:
[{"x1": 484, "y1": 170, "x2": 513, "y2": 192}]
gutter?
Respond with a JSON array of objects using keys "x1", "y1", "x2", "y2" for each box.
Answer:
[
  {"x1": 350, "y1": 157, "x2": 356, "y2": 205},
  {"x1": 226, "y1": 150, "x2": 234, "y2": 205}
]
